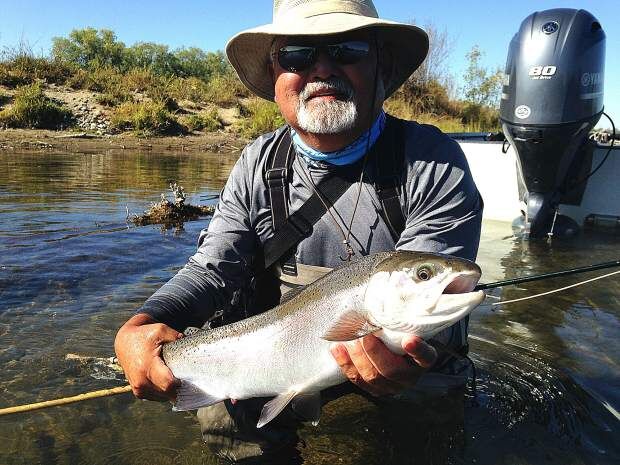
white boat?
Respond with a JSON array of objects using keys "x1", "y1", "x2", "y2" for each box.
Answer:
[{"x1": 459, "y1": 139, "x2": 620, "y2": 230}]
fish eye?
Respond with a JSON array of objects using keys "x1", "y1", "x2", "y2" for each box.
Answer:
[{"x1": 416, "y1": 265, "x2": 433, "y2": 281}]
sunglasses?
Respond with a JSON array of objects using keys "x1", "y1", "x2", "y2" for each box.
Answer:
[{"x1": 276, "y1": 41, "x2": 370, "y2": 73}]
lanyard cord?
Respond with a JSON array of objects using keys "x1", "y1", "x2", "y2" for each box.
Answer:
[{"x1": 297, "y1": 149, "x2": 370, "y2": 261}]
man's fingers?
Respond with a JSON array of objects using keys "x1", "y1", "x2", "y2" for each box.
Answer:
[
  {"x1": 360, "y1": 334, "x2": 421, "y2": 385},
  {"x1": 148, "y1": 356, "x2": 181, "y2": 401},
  {"x1": 330, "y1": 343, "x2": 383, "y2": 396},
  {"x1": 146, "y1": 323, "x2": 183, "y2": 347},
  {"x1": 402, "y1": 335, "x2": 437, "y2": 369}
]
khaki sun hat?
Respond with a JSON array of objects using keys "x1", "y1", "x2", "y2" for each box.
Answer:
[{"x1": 225, "y1": 0, "x2": 429, "y2": 101}]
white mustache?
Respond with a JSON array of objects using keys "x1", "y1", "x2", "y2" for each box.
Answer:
[{"x1": 300, "y1": 79, "x2": 354, "y2": 102}]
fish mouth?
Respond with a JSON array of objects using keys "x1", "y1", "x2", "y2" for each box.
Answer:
[
  {"x1": 443, "y1": 270, "x2": 481, "y2": 294},
  {"x1": 434, "y1": 270, "x2": 485, "y2": 316}
]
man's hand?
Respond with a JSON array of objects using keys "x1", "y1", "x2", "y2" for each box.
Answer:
[
  {"x1": 330, "y1": 334, "x2": 437, "y2": 396},
  {"x1": 114, "y1": 313, "x2": 183, "y2": 401}
]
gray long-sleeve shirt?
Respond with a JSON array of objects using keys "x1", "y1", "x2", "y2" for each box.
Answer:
[{"x1": 139, "y1": 118, "x2": 483, "y2": 340}]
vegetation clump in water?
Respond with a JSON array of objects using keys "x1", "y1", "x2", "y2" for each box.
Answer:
[{"x1": 131, "y1": 182, "x2": 214, "y2": 227}]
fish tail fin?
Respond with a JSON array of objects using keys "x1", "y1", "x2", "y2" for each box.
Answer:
[{"x1": 173, "y1": 380, "x2": 224, "y2": 411}]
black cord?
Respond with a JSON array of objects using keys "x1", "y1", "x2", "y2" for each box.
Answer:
[
  {"x1": 573, "y1": 111, "x2": 616, "y2": 186},
  {"x1": 502, "y1": 138, "x2": 511, "y2": 154}
]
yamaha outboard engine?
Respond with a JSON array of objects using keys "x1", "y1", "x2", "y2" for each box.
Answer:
[{"x1": 500, "y1": 9, "x2": 605, "y2": 237}]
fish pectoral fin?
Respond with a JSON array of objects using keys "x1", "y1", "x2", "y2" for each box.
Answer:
[
  {"x1": 257, "y1": 389, "x2": 299, "y2": 428},
  {"x1": 321, "y1": 310, "x2": 381, "y2": 341},
  {"x1": 173, "y1": 380, "x2": 224, "y2": 412},
  {"x1": 291, "y1": 392, "x2": 322, "y2": 426}
]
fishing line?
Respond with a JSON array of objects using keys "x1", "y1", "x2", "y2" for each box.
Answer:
[
  {"x1": 491, "y1": 269, "x2": 620, "y2": 306},
  {"x1": 475, "y1": 259, "x2": 620, "y2": 291}
]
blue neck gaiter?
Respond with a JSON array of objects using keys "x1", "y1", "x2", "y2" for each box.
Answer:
[{"x1": 291, "y1": 111, "x2": 386, "y2": 166}]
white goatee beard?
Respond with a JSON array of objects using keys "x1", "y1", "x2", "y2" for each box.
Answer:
[{"x1": 296, "y1": 80, "x2": 358, "y2": 135}]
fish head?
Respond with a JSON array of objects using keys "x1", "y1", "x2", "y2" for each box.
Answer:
[{"x1": 364, "y1": 251, "x2": 485, "y2": 338}]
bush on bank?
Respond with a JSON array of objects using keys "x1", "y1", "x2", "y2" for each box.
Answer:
[
  {"x1": 180, "y1": 108, "x2": 223, "y2": 132},
  {"x1": 109, "y1": 100, "x2": 180, "y2": 136},
  {"x1": 236, "y1": 98, "x2": 285, "y2": 138},
  {"x1": 0, "y1": 82, "x2": 72, "y2": 129}
]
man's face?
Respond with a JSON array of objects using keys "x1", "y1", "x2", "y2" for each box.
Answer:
[{"x1": 271, "y1": 31, "x2": 384, "y2": 138}]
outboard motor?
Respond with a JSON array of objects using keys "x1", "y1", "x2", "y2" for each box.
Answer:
[{"x1": 500, "y1": 9, "x2": 605, "y2": 237}]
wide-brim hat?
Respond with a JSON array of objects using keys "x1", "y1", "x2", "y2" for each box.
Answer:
[{"x1": 226, "y1": 0, "x2": 429, "y2": 101}]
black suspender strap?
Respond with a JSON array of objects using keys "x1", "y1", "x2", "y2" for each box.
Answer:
[
  {"x1": 375, "y1": 116, "x2": 406, "y2": 242},
  {"x1": 266, "y1": 129, "x2": 293, "y2": 229},
  {"x1": 263, "y1": 170, "x2": 356, "y2": 270},
  {"x1": 265, "y1": 129, "x2": 297, "y2": 275}
]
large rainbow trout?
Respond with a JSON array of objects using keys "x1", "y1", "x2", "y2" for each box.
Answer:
[{"x1": 162, "y1": 251, "x2": 485, "y2": 427}]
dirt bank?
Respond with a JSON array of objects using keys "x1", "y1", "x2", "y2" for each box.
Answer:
[{"x1": 0, "y1": 128, "x2": 246, "y2": 154}]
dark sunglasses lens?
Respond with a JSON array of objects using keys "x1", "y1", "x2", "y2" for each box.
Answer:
[
  {"x1": 328, "y1": 41, "x2": 370, "y2": 64},
  {"x1": 278, "y1": 46, "x2": 315, "y2": 72},
  {"x1": 278, "y1": 41, "x2": 369, "y2": 72}
]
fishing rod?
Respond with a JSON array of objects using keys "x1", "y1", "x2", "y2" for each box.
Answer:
[
  {"x1": 475, "y1": 259, "x2": 620, "y2": 291},
  {"x1": 2, "y1": 259, "x2": 619, "y2": 417}
]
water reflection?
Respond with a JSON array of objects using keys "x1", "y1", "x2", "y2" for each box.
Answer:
[{"x1": 0, "y1": 150, "x2": 619, "y2": 464}]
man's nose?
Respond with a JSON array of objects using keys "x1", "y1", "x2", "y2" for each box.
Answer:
[{"x1": 309, "y1": 48, "x2": 339, "y2": 79}]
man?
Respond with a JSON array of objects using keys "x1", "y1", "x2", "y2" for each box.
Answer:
[{"x1": 115, "y1": 0, "x2": 482, "y2": 462}]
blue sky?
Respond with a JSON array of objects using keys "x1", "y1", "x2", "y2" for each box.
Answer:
[{"x1": 0, "y1": 0, "x2": 617, "y2": 128}]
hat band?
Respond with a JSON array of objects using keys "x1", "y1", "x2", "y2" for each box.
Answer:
[{"x1": 275, "y1": 0, "x2": 378, "y2": 23}]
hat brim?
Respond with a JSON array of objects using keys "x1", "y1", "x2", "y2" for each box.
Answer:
[{"x1": 226, "y1": 14, "x2": 428, "y2": 101}]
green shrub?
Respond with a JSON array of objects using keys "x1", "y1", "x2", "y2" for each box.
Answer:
[
  {"x1": 236, "y1": 98, "x2": 284, "y2": 138},
  {"x1": 96, "y1": 91, "x2": 132, "y2": 107},
  {"x1": 67, "y1": 66, "x2": 122, "y2": 93},
  {"x1": 0, "y1": 82, "x2": 71, "y2": 129},
  {"x1": 65, "y1": 68, "x2": 89, "y2": 89},
  {"x1": 109, "y1": 100, "x2": 181, "y2": 135},
  {"x1": 121, "y1": 67, "x2": 159, "y2": 93},
  {"x1": 0, "y1": 54, "x2": 74, "y2": 87},
  {"x1": 203, "y1": 74, "x2": 250, "y2": 106},
  {"x1": 142, "y1": 77, "x2": 178, "y2": 111},
  {"x1": 169, "y1": 76, "x2": 210, "y2": 103},
  {"x1": 0, "y1": 60, "x2": 35, "y2": 87},
  {"x1": 180, "y1": 108, "x2": 223, "y2": 132}
]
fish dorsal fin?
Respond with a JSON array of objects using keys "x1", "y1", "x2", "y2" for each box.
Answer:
[
  {"x1": 321, "y1": 310, "x2": 381, "y2": 341},
  {"x1": 257, "y1": 389, "x2": 299, "y2": 428}
]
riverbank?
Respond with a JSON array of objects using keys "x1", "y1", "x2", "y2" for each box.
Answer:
[{"x1": 0, "y1": 127, "x2": 244, "y2": 154}]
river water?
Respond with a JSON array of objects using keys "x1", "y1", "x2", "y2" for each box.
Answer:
[{"x1": 0, "y1": 149, "x2": 618, "y2": 465}]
